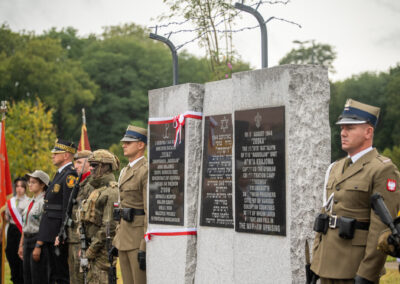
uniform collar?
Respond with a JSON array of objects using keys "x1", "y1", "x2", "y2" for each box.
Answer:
[
  {"x1": 349, "y1": 146, "x2": 373, "y2": 164},
  {"x1": 129, "y1": 156, "x2": 144, "y2": 168},
  {"x1": 58, "y1": 162, "x2": 72, "y2": 173}
]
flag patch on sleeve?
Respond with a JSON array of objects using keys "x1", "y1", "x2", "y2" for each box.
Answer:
[{"x1": 387, "y1": 179, "x2": 397, "y2": 192}]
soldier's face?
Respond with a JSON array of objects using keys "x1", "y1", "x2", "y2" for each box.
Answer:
[
  {"x1": 340, "y1": 124, "x2": 373, "y2": 156},
  {"x1": 122, "y1": 141, "x2": 144, "y2": 161},
  {"x1": 74, "y1": 158, "x2": 89, "y2": 174},
  {"x1": 28, "y1": 177, "x2": 45, "y2": 194},
  {"x1": 52, "y1": 152, "x2": 66, "y2": 167}
]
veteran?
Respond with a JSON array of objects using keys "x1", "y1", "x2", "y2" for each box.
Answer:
[
  {"x1": 112, "y1": 125, "x2": 148, "y2": 284},
  {"x1": 36, "y1": 139, "x2": 78, "y2": 284},
  {"x1": 310, "y1": 99, "x2": 400, "y2": 283}
]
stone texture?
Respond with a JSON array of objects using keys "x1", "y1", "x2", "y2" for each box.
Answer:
[
  {"x1": 195, "y1": 65, "x2": 330, "y2": 283},
  {"x1": 147, "y1": 83, "x2": 204, "y2": 284}
]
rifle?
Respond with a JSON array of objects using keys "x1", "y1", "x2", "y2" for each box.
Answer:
[
  {"x1": 371, "y1": 193, "x2": 400, "y2": 254},
  {"x1": 106, "y1": 222, "x2": 117, "y2": 284},
  {"x1": 55, "y1": 159, "x2": 87, "y2": 256},
  {"x1": 79, "y1": 224, "x2": 88, "y2": 284}
]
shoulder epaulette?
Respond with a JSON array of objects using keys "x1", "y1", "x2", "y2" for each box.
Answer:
[{"x1": 376, "y1": 155, "x2": 392, "y2": 164}]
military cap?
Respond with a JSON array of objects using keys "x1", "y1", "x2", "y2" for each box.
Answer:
[
  {"x1": 120, "y1": 125, "x2": 147, "y2": 144},
  {"x1": 336, "y1": 99, "x2": 380, "y2": 127},
  {"x1": 51, "y1": 138, "x2": 77, "y2": 154},
  {"x1": 74, "y1": 150, "x2": 92, "y2": 160},
  {"x1": 25, "y1": 170, "x2": 50, "y2": 186}
]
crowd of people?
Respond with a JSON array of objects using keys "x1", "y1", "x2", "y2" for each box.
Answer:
[
  {"x1": 3, "y1": 99, "x2": 400, "y2": 284},
  {"x1": 3, "y1": 124, "x2": 148, "y2": 284}
]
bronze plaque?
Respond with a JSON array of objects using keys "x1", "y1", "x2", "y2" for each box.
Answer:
[
  {"x1": 149, "y1": 123, "x2": 184, "y2": 225},
  {"x1": 235, "y1": 106, "x2": 286, "y2": 235},
  {"x1": 200, "y1": 114, "x2": 234, "y2": 228}
]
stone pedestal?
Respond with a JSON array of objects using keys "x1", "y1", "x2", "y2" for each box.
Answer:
[
  {"x1": 147, "y1": 83, "x2": 204, "y2": 284},
  {"x1": 195, "y1": 65, "x2": 330, "y2": 283}
]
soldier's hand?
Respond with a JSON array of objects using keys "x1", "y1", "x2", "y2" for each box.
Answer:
[
  {"x1": 80, "y1": 257, "x2": 89, "y2": 269},
  {"x1": 138, "y1": 250, "x2": 146, "y2": 271},
  {"x1": 32, "y1": 247, "x2": 41, "y2": 262},
  {"x1": 108, "y1": 246, "x2": 118, "y2": 262},
  {"x1": 377, "y1": 229, "x2": 400, "y2": 257},
  {"x1": 54, "y1": 236, "x2": 60, "y2": 246}
]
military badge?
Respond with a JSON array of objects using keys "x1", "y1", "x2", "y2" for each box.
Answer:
[
  {"x1": 66, "y1": 175, "x2": 77, "y2": 188},
  {"x1": 53, "y1": 184, "x2": 60, "y2": 193},
  {"x1": 387, "y1": 179, "x2": 396, "y2": 192}
]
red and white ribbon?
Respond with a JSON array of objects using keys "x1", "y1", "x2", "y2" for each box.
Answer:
[
  {"x1": 7, "y1": 197, "x2": 23, "y2": 233},
  {"x1": 148, "y1": 111, "x2": 202, "y2": 147},
  {"x1": 144, "y1": 228, "x2": 197, "y2": 242}
]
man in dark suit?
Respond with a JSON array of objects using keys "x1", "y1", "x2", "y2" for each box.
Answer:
[{"x1": 35, "y1": 139, "x2": 78, "y2": 284}]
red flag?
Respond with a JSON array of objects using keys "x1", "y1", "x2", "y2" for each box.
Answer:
[
  {"x1": 0, "y1": 119, "x2": 13, "y2": 283},
  {"x1": 0, "y1": 120, "x2": 13, "y2": 224},
  {"x1": 78, "y1": 123, "x2": 91, "y2": 151}
]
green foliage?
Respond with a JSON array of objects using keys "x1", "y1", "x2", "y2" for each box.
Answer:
[
  {"x1": 0, "y1": 26, "x2": 98, "y2": 141},
  {"x1": 279, "y1": 40, "x2": 337, "y2": 73},
  {"x1": 383, "y1": 146, "x2": 400, "y2": 170},
  {"x1": 5, "y1": 99, "x2": 57, "y2": 180}
]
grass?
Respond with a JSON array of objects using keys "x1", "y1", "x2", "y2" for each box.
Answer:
[
  {"x1": 3, "y1": 257, "x2": 398, "y2": 283},
  {"x1": 3, "y1": 258, "x2": 123, "y2": 283}
]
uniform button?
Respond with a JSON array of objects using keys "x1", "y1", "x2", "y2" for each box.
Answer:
[
  {"x1": 334, "y1": 200, "x2": 338, "y2": 204},
  {"x1": 336, "y1": 185, "x2": 340, "y2": 191}
]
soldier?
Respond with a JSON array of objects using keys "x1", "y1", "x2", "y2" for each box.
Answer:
[
  {"x1": 78, "y1": 149, "x2": 119, "y2": 283},
  {"x1": 112, "y1": 125, "x2": 148, "y2": 284},
  {"x1": 310, "y1": 99, "x2": 400, "y2": 283},
  {"x1": 36, "y1": 139, "x2": 78, "y2": 284},
  {"x1": 67, "y1": 150, "x2": 92, "y2": 284}
]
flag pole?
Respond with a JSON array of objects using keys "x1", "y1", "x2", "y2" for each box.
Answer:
[
  {"x1": 0, "y1": 101, "x2": 8, "y2": 284},
  {"x1": 82, "y1": 108, "x2": 86, "y2": 125}
]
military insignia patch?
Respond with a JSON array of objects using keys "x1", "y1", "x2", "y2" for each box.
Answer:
[
  {"x1": 66, "y1": 175, "x2": 76, "y2": 188},
  {"x1": 53, "y1": 184, "x2": 60, "y2": 193},
  {"x1": 387, "y1": 179, "x2": 396, "y2": 192}
]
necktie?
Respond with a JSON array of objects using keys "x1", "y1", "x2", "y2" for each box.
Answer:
[{"x1": 343, "y1": 157, "x2": 352, "y2": 173}]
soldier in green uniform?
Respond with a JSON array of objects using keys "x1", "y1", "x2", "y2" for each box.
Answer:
[
  {"x1": 79, "y1": 149, "x2": 119, "y2": 284},
  {"x1": 112, "y1": 125, "x2": 148, "y2": 284},
  {"x1": 67, "y1": 150, "x2": 92, "y2": 284},
  {"x1": 310, "y1": 99, "x2": 400, "y2": 283}
]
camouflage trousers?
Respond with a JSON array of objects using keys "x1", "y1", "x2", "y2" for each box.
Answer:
[
  {"x1": 87, "y1": 261, "x2": 109, "y2": 284},
  {"x1": 68, "y1": 242, "x2": 85, "y2": 284}
]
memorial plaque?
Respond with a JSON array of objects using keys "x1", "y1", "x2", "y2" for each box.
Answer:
[
  {"x1": 235, "y1": 106, "x2": 286, "y2": 235},
  {"x1": 200, "y1": 114, "x2": 234, "y2": 228},
  {"x1": 149, "y1": 123, "x2": 184, "y2": 225}
]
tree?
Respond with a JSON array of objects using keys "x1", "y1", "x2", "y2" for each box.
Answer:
[
  {"x1": 383, "y1": 146, "x2": 400, "y2": 170},
  {"x1": 159, "y1": 0, "x2": 238, "y2": 79},
  {"x1": 0, "y1": 29, "x2": 98, "y2": 140},
  {"x1": 279, "y1": 40, "x2": 337, "y2": 73},
  {"x1": 5, "y1": 99, "x2": 57, "y2": 180}
]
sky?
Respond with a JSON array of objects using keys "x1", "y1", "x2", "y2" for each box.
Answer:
[{"x1": 1, "y1": 0, "x2": 399, "y2": 81}]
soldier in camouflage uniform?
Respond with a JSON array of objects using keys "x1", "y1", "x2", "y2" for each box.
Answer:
[
  {"x1": 67, "y1": 150, "x2": 92, "y2": 284},
  {"x1": 78, "y1": 149, "x2": 119, "y2": 284}
]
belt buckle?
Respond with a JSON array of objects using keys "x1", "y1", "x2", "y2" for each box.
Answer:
[{"x1": 329, "y1": 215, "x2": 337, "y2": 228}]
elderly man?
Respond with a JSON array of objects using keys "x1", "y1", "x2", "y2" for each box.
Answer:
[{"x1": 310, "y1": 99, "x2": 400, "y2": 284}]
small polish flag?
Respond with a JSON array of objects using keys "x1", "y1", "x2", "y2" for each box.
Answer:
[{"x1": 387, "y1": 179, "x2": 397, "y2": 192}]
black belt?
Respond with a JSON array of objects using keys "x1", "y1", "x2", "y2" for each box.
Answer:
[
  {"x1": 127, "y1": 208, "x2": 145, "y2": 215},
  {"x1": 44, "y1": 204, "x2": 62, "y2": 211},
  {"x1": 24, "y1": 232, "x2": 38, "y2": 239},
  {"x1": 329, "y1": 215, "x2": 370, "y2": 230}
]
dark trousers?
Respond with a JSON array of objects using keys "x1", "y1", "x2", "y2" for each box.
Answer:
[
  {"x1": 42, "y1": 242, "x2": 70, "y2": 284},
  {"x1": 23, "y1": 235, "x2": 48, "y2": 284},
  {"x1": 6, "y1": 223, "x2": 24, "y2": 284}
]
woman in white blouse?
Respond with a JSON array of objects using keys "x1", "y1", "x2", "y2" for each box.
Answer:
[{"x1": 18, "y1": 170, "x2": 49, "y2": 284}]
